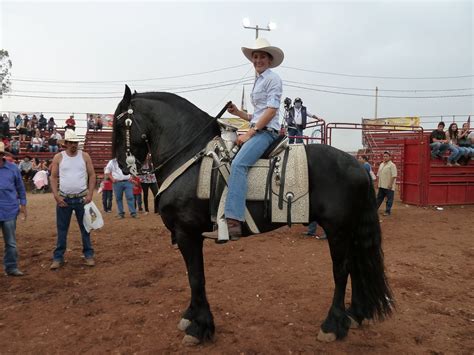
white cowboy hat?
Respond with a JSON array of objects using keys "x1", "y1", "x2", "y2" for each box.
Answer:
[
  {"x1": 241, "y1": 37, "x2": 284, "y2": 68},
  {"x1": 60, "y1": 129, "x2": 82, "y2": 144}
]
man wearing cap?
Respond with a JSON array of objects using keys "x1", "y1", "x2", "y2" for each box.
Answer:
[
  {"x1": 204, "y1": 38, "x2": 283, "y2": 240},
  {"x1": 0, "y1": 142, "x2": 27, "y2": 276},
  {"x1": 49, "y1": 130, "x2": 96, "y2": 270},
  {"x1": 286, "y1": 98, "x2": 319, "y2": 144}
]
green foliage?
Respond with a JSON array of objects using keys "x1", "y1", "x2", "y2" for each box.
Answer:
[{"x1": 0, "y1": 49, "x2": 13, "y2": 95}]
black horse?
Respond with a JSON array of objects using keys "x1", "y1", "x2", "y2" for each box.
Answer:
[{"x1": 112, "y1": 85, "x2": 393, "y2": 345}]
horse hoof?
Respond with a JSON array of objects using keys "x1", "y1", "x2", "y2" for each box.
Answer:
[
  {"x1": 317, "y1": 329, "x2": 337, "y2": 342},
  {"x1": 177, "y1": 318, "x2": 192, "y2": 331},
  {"x1": 182, "y1": 334, "x2": 200, "y2": 346},
  {"x1": 348, "y1": 315, "x2": 361, "y2": 329}
]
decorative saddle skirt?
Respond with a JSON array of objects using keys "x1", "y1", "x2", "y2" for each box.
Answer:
[{"x1": 197, "y1": 142, "x2": 310, "y2": 224}]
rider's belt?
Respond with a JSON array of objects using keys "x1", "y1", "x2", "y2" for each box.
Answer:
[
  {"x1": 250, "y1": 123, "x2": 278, "y2": 134},
  {"x1": 114, "y1": 179, "x2": 129, "y2": 182},
  {"x1": 59, "y1": 190, "x2": 88, "y2": 199}
]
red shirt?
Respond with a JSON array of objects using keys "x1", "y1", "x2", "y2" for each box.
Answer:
[
  {"x1": 132, "y1": 177, "x2": 142, "y2": 195},
  {"x1": 102, "y1": 179, "x2": 113, "y2": 191},
  {"x1": 65, "y1": 117, "x2": 76, "y2": 127}
]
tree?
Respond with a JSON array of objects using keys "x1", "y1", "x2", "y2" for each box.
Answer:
[{"x1": 0, "y1": 49, "x2": 13, "y2": 96}]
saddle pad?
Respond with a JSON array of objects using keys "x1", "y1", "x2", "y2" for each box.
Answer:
[{"x1": 197, "y1": 144, "x2": 310, "y2": 224}]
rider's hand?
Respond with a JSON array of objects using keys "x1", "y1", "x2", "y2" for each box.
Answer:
[
  {"x1": 227, "y1": 103, "x2": 238, "y2": 115},
  {"x1": 237, "y1": 129, "x2": 256, "y2": 145}
]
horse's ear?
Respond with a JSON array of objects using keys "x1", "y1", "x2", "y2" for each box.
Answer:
[
  {"x1": 134, "y1": 90, "x2": 138, "y2": 94},
  {"x1": 123, "y1": 85, "x2": 132, "y2": 105}
]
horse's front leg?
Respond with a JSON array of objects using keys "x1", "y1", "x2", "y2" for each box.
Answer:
[{"x1": 176, "y1": 230, "x2": 214, "y2": 346}]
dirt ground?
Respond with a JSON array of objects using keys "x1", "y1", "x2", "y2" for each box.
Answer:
[{"x1": 1, "y1": 192, "x2": 473, "y2": 354}]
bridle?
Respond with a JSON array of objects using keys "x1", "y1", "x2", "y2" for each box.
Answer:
[
  {"x1": 115, "y1": 100, "x2": 231, "y2": 177},
  {"x1": 115, "y1": 106, "x2": 151, "y2": 176}
]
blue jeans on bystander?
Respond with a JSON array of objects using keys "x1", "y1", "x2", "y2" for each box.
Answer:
[
  {"x1": 1, "y1": 218, "x2": 19, "y2": 273},
  {"x1": 288, "y1": 126, "x2": 304, "y2": 144},
  {"x1": 113, "y1": 181, "x2": 136, "y2": 217},
  {"x1": 376, "y1": 188, "x2": 394, "y2": 214},
  {"x1": 53, "y1": 197, "x2": 94, "y2": 262},
  {"x1": 102, "y1": 190, "x2": 113, "y2": 212},
  {"x1": 429, "y1": 142, "x2": 449, "y2": 158}
]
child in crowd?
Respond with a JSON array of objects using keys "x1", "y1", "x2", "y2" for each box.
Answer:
[
  {"x1": 10, "y1": 136, "x2": 20, "y2": 155},
  {"x1": 99, "y1": 174, "x2": 113, "y2": 213},
  {"x1": 131, "y1": 176, "x2": 143, "y2": 212}
]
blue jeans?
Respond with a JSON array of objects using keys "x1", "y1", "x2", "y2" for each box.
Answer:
[
  {"x1": 134, "y1": 194, "x2": 143, "y2": 210},
  {"x1": 113, "y1": 181, "x2": 136, "y2": 216},
  {"x1": 102, "y1": 190, "x2": 113, "y2": 212},
  {"x1": 376, "y1": 188, "x2": 394, "y2": 214},
  {"x1": 225, "y1": 131, "x2": 277, "y2": 221},
  {"x1": 308, "y1": 221, "x2": 327, "y2": 237},
  {"x1": 457, "y1": 146, "x2": 470, "y2": 158},
  {"x1": 288, "y1": 126, "x2": 303, "y2": 144},
  {"x1": 1, "y1": 219, "x2": 19, "y2": 273},
  {"x1": 447, "y1": 144, "x2": 461, "y2": 163},
  {"x1": 53, "y1": 197, "x2": 94, "y2": 261},
  {"x1": 49, "y1": 145, "x2": 58, "y2": 153},
  {"x1": 430, "y1": 142, "x2": 449, "y2": 158}
]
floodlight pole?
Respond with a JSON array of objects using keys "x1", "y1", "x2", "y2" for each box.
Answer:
[{"x1": 243, "y1": 22, "x2": 274, "y2": 39}]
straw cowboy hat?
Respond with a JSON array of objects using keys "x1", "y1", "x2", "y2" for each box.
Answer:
[
  {"x1": 0, "y1": 142, "x2": 4, "y2": 153},
  {"x1": 241, "y1": 37, "x2": 284, "y2": 68},
  {"x1": 60, "y1": 129, "x2": 82, "y2": 144}
]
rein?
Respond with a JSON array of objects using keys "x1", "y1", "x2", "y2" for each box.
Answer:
[{"x1": 115, "y1": 100, "x2": 232, "y2": 176}]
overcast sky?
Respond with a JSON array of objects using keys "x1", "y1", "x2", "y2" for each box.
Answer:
[{"x1": 1, "y1": 0, "x2": 472, "y2": 150}]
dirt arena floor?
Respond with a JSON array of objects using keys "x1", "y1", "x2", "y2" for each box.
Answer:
[{"x1": 1, "y1": 192, "x2": 473, "y2": 354}]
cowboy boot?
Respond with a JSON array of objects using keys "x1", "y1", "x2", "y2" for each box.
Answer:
[
  {"x1": 227, "y1": 219, "x2": 242, "y2": 241},
  {"x1": 202, "y1": 219, "x2": 242, "y2": 241}
]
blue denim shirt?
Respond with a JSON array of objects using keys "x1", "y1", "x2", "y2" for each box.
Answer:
[
  {"x1": 250, "y1": 69, "x2": 282, "y2": 131},
  {"x1": 0, "y1": 159, "x2": 27, "y2": 221}
]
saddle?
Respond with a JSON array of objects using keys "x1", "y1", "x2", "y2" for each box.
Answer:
[{"x1": 196, "y1": 119, "x2": 310, "y2": 242}]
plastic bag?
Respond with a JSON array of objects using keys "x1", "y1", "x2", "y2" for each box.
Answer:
[{"x1": 83, "y1": 201, "x2": 104, "y2": 233}]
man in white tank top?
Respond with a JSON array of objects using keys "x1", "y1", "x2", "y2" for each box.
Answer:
[{"x1": 49, "y1": 130, "x2": 96, "y2": 270}]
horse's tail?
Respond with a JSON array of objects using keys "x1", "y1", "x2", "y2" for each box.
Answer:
[{"x1": 350, "y1": 177, "x2": 394, "y2": 320}]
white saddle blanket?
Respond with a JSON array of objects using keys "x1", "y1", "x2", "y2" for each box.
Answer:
[{"x1": 197, "y1": 144, "x2": 309, "y2": 224}]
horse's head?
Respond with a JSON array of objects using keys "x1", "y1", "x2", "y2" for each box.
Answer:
[{"x1": 112, "y1": 85, "x2": 149, "y2": 175}]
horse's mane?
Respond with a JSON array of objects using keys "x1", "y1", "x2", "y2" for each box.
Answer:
[
  {"x1": 112, "y1": 91, "x2": 216, "y2": 157},
  {"x1": 132, "y1": 91, "x2": 211, "y2": 118}
]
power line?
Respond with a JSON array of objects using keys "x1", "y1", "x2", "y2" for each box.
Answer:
[
  {"x1": 4, "y1": 80, "x2": 255, "y2": 99},
  {"x1": 7, "y1": 81, "x2": 472, "y2": 100},
  {"x1": 10, "y1": 63, "x2": 249, "y2": 84},
  {"x1": 284, "y1": 83, "x2": 474, "y2": 98},
  {"x1": 281, "y1": 65, "x2": 474, "y2": 80},
  {"x1": 284, "y1": 80, "x2": 474, "y2": 93},
  {"x1": 10, "y1": 77, "x2": 255, "y2": 95}
]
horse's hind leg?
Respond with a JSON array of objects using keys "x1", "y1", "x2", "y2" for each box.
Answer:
[
  {"x1": 176, "y1": 231, "x2": 215, "y2": 345},
  {"x1": 346, "y1": 279, "x2": 366, "y2": 328},
  {"x1": 318, "y1": 236, "x2": 351, "y2": 342}
]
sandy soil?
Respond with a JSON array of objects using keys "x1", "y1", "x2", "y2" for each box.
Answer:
[{"x1": 1, "y1": 192, "x2": 473, "y2": 354}]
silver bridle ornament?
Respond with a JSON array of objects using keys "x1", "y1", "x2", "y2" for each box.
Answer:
[{"x1": 117, "y1": 108, "x2": 139, "y2": 176}]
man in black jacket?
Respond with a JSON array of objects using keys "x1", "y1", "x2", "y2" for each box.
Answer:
[
  {"x1": 285, "y1": 97, "x2": 319, "y2": 143},
  {"x1": 429, "y1": 121, "x2": 449, "y2": 159}
]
